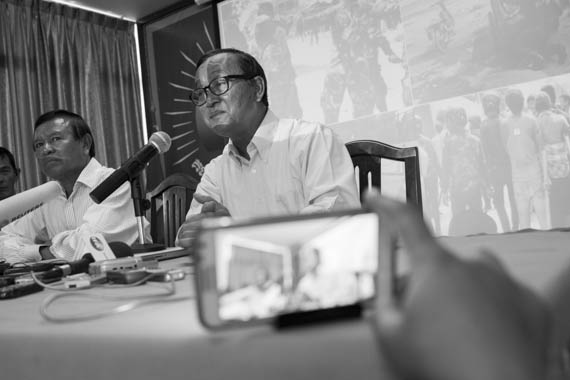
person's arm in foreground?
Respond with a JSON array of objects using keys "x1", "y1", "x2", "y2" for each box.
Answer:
[{"x1": 364, "y1": 189, "x2": 568, "y2": 380}]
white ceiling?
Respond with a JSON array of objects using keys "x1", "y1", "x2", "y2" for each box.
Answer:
[{"x1": 47, "y1": 0, "x2": 191, "y2": 22}]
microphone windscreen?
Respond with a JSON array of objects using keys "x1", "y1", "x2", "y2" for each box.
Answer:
[
  {"x1": 108, "y1": 241, "x2": 133, "y2": 258},
  {"x1": 149, "y1": 131, "x2": 172, "y2": 154},
  {"x1": 0, "y1": 181, "x2": 60, "y2": 222},
  {"x1": 73, "y1": 233, "x2": 116, "y2": 261}
]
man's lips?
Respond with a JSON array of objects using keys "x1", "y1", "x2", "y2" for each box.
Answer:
[
  {"x1": 42, "y1": 157, "x2": 61, "y2": 165},
  {"x1": 209, "y1": 110, "x2": 225, "y2": 118}
]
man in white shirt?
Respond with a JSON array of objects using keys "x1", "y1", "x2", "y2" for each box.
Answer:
[
  {"x1": 176, "y1": 48, "x2": 359, "y2": 247},
  {"x1": 0, "y1": 110, "x2": 149, "y2": 263}
]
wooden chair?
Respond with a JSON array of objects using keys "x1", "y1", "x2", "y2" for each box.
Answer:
[
  {"x1": 346, "y1": 140, "x2": 423, "y2": 215},
  {"x1": 147, "y1": 172, "x2": 198, "y2": 247},
  {"x1": 346, "y1": 140, "x2": 423, "y2": 298}
]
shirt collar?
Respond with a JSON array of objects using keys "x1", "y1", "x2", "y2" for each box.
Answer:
[
  {"x1": 75, "y1": 158, "x2": 102, "y2": 190},
  {"x1": 227, "y1": 110, "x2": 279, "y2": 163}
]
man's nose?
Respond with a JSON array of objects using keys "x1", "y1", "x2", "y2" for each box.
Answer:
[
  {"x1": 37, "y1": 143, "x2": 56, "y2": 155},
  {"x1": 204, "y1": 89, "x2": 220, "y2": 106}
]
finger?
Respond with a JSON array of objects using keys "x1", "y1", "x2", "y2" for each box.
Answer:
[
  {"x1": 183, "y1": 212, "x2": 206, "y2": 223},
  {"x1": 213, "y1": 205, "x2": 231, "y2": 217},
  {"x1": 193, "y1": 193, "x2": 218, "y2": 205},
  {"x1": 177, "y1": 218, "x2": 201, "y2": 237},
  {"x1": 176, "y1": 225, "x2": 198, "y2": 248},
  {"x1": 177, "y1": 226, "x2": 197, "y2": 239},
  {"x1": 177, "y1": 236, "x2": 196, "y2": 248},
  {"x1": 201, "y1": 201, "x2": 215, "y2": 213}
]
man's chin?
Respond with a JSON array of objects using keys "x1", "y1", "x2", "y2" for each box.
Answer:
[
  {"x1": 41, "y1": 169, "x2": 63, "y2": 182},
  {"x1": 210, "y1": 123, "x2": 231, "y2": 138}
]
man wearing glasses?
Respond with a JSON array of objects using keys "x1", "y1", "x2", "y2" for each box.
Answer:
[{"x1": 177, "y1": 48, "x2": 359, "y2": 247}]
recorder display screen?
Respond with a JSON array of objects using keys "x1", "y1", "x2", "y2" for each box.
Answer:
[{"x1": 212, "y1": 213, "x2": 378, "y2": 321}]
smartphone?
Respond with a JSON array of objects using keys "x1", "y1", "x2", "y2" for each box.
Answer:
[
  {"x1": 3, "y1": 261, "x2": 64, "y2": 276},
  {"x1": 194, "y1": 209, "x2": 379, "y2": 329},
  {"x1": 0, "y1": 283, "x2": 44, "y2": 299},
  {"x1": 106, "y1": 269, "x2": 149, "y2": 284}
]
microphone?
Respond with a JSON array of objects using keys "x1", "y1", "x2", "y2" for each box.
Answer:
[
  {"x1": 36, "y1": 241, "x2": 136, "y2": 283},
  {"x1": 0, "y1": 181, "x2": 60, "y2": 222},
  {"x1": 37, "y1": 254, "x2": 95, "y2": 282},
  {"x1": 108, "y1": 241, "x2": 133, "y2": 258},
  {"x1": 89, "y1": 132, "x2": 171, "y2": 204}
]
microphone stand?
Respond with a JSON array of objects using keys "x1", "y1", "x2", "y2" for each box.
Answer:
[{"x1": 130, "y1": 175, "x2": 165, "y2": 253}]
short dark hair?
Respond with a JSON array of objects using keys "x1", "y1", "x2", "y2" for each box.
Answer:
[
  {"x1": 0, "y1": 147, "x2": 18, "y2": 172},
  {"x1": 505, "y1": 89, "x2": 524, "y2": 115},
  {"x1": 540, "y1": 84, "x2": 556, "y2": 105},
  {"x1": 535, "y1": 91, "x2": 552, "y2": 114},
  {"x1": 195, "y1": 48, "x2": 269, "y2": 107},
  {"x1": 34, "y1": 110, "x2": 95, "y2": 157}
]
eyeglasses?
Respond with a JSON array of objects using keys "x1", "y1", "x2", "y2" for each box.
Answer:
[{"x1": 189, "y1": 74, "x2": 256, "y2": 107}]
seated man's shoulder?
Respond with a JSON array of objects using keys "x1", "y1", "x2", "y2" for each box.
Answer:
[{"x1": 286, "y1": 119, "x2": 334, "y2": 139}]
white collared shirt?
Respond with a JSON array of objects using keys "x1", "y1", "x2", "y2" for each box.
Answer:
[
  {"x1": 0, "y1": 158, "x2": 150, "y2": 263},
  {"x1": 186, "y1": 111, "x2": 360, "y2": 219}
]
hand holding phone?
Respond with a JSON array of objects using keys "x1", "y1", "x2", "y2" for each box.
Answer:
[{"x1": 364, "y1": 190, "x2": 553, "y2": 380}]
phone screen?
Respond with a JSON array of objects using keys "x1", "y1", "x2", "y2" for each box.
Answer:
[{"x1": 195, "y1": 210, "x2": 380, "y2": 328}]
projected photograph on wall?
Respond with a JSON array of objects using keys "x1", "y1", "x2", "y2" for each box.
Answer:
[
  {"x1": 409, "y1": 72, "x2": 570, "y2": 237},
  {"x1": 400, "y1": 0, "x2": 570, "y2": 104},
  {"x1": 217, "y1": 0, "x2": 412, "y2": 125}
]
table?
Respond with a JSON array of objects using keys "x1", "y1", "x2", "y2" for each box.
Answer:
[
  {"x1": 439, "y1": 228, "x2": 570, "y2": 294},
  {"x1": 0, "y1": 229, "x2": 568, "y2": 380}
]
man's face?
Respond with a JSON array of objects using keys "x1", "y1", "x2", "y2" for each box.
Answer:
[
  {"x1": 0, "y1": 156, "x2": 18, "y2": 200},
  {"x1": 33, "y1": 118, "x2": 91, "y2": 182},
  {"x1": 194, "y1": 53, "x2": 258, "y2": 140}
]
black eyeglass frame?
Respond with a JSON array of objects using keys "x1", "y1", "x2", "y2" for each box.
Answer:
[{"x1": 189, "y1": 74, "x2": 257, "y2": 106}]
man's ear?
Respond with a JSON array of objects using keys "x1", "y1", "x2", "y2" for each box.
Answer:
[
  {"x1": 81, "y1": 134, "x2": 93, "y2": 155},
  {"x1": 253, "y1": 76, "x2": 266, "y2": 103}
]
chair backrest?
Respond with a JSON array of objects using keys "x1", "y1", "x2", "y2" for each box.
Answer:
[
  {"x1": 147, "y1": 173, "x2": 198, "y2": 247},
  {"x1": 346, "y1": 140, "x2": 423, "y2": 214}
]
